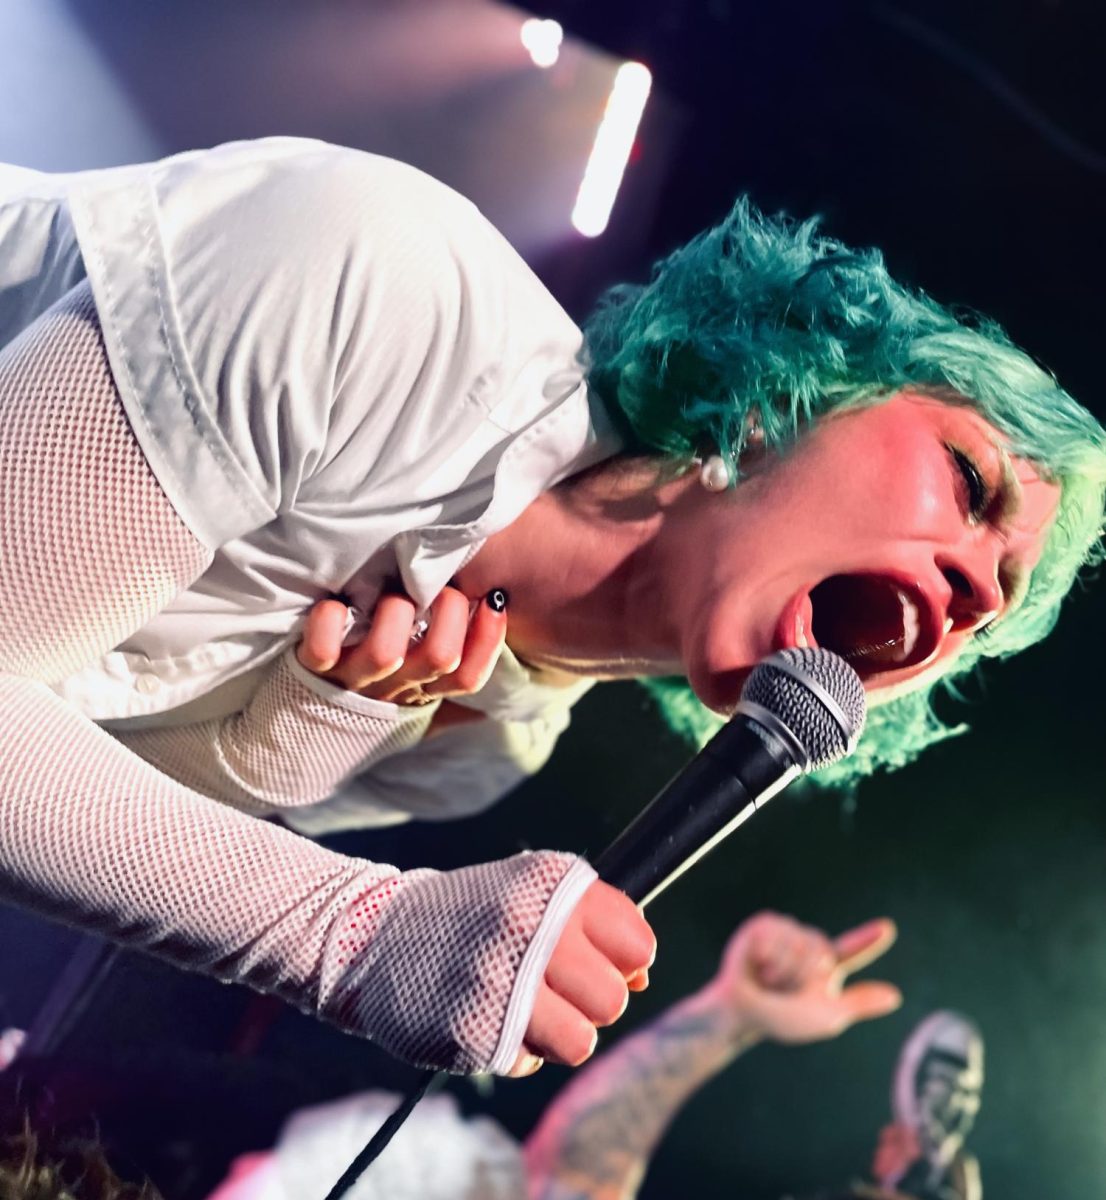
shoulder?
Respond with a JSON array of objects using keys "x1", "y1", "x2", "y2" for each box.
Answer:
[
  {"x1": 151, "y1": 137, "x2": 504, "y2": 269},
  {"x1": 155, "y1": 137, "x2": 566, "y2": 345}
]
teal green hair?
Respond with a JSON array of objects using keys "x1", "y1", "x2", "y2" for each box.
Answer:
[{"x1": 583, "y1": 199, "x2": 1106, "y2": 787}]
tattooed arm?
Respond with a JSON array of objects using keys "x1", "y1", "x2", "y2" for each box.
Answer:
[
  {"x1": 523, "y1": 912, "x2": 903, "y2": 1200},
  {"x1": 523, "y1": 978, "x2": 756, "y2": 1200}
]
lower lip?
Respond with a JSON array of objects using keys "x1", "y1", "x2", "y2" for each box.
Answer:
[{"x1": 775, "y1": 591, "x2": 816, "y2": 652}]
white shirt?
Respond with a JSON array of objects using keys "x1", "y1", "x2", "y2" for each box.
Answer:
[{"x1": 0, "y1": 138, "x2": 619, "y2": 829}]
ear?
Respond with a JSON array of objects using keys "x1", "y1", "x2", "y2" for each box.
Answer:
[{"x1": 743, "y1": 408, "x2": 766, "y2": 449}]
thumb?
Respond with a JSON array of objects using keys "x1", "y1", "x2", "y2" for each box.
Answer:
[{"x1": 837, "y1": 980, "x2": 903, "y2": 1028}]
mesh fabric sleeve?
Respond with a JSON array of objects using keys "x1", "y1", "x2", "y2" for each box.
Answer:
[
  {"x1": 0, "y1": 280, "x2": 596, "y2": 1074},
  {"x1": 113, "y1": 649, "x2": 437, "y2": 814},
  {"x1": 283, "y1": 696, "x2": 574, "y2": 835}
]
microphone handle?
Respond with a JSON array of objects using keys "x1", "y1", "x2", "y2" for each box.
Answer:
[{"x1": 593, "y1": 717, "x2": 800, "y2": 907}]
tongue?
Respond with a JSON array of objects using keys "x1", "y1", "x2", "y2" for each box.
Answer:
[{"x1": 809, "y1": 575, "x2": 919, "y2": 668}]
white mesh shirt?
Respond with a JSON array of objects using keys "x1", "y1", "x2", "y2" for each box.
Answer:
[
  {"x1": 114, "y1": 649, "x2": 438, "y2": 816},
  {"x1": 0, "y1": 280, "x2": 596, "y2": 1075}
]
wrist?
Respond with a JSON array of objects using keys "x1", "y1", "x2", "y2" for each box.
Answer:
[
  {"x1": 285, "y1": 648, "x2": 440, "y2": 719},
  {"x1": 695, "y1": 977, "x2": 768, "y2": 1051}
]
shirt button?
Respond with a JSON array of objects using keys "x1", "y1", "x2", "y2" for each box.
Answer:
[{"x1": 135, "y1": 673, "x2": 161, "y2": 695}]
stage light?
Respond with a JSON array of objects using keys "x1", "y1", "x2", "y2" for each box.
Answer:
[
  {"x1": 571, "y1": 61, "x2": 652, "y2": 238},
  {"x1": 520, "y1": 17, "x2": 563, "y2": 68}
]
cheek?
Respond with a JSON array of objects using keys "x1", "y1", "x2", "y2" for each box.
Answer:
[{"x1": 769, "y1": 424, "x2": 949, "y2": 541}]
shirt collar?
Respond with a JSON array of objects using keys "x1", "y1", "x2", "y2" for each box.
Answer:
[{"x1": 394, "y1": 383, "x2": 622, "y2": 610}]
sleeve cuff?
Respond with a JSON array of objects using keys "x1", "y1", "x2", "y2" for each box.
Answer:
[
  {"x1": 486, "y1": 855, "x2": 598, "y2": 1076},
  {"x1": 282, "y1": 647, "x2": 441, "y2": 721}
]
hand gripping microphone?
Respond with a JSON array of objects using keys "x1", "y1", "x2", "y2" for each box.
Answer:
[
  {"x1": 594, "y1": 646, "x2": 867, "y2": 904},
  {"x1": 323, "y1": 646, "x2": 865, "y2": 1200}
]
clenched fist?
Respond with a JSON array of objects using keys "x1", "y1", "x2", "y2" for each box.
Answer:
[{"x1": 512, "y1": 878, "x2": 655, "y2": 1076}]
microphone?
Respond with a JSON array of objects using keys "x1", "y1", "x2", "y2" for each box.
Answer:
[
  {"x1": 594, "y1": 647, "x2": 867, "y2": 907},
  {"x1": 322, "y1": 647, "x2": 866, "y2": 1200}
]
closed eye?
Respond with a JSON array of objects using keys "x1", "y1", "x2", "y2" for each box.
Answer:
[{"x1": 946, "y1": 444, "x2": 991, "y2": 523}]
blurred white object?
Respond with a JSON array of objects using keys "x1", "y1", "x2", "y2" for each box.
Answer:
[
  {"x1": 206, "y1": 1091, "x2": 525, "y2": 1200},
  {"x1": 0, "y1": 1027, "x2": 26, "y2": 1071},
  {"x1": 572, "y1": 61, "x2": 652, "y2": 237},
  {"x1": 519, "y1": 17, "x2": 563, "y2": 68}
]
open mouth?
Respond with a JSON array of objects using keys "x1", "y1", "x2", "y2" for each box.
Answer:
[{"x1": 792, "y1": 574, "x2": 943, "y2": 676}]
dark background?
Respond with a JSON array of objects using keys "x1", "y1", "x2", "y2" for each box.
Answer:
[{"x1": 0, "y1": 1, "x2": 1103, "y2": 1197}]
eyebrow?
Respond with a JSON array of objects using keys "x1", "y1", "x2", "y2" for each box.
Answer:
[{"x1": 993, "y1": 443, "x2": 1023, "y2": 526}]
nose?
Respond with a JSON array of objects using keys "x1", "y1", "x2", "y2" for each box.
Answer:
[{"x1": 937, "y1": 547, "x2": 1005, "y2": 635}]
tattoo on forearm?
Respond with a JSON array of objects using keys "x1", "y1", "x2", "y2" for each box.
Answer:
[{"x1": 526, "y1": 996, "x2": 750, "y2": 1200}]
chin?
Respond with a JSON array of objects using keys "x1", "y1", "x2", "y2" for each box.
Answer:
[{"x1": 687, "y1": 662, "x2": 754, "y2": 716}]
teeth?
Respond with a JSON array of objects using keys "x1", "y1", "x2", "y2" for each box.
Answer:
[
  {"x1": 897, "y1": 587, "x2": 920, "y2": 659},
  {"x1": 843, "y1": 637, "x2": 902, "y2": 662}
]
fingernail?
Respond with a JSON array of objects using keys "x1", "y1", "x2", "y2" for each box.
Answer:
[
  {"x1": 485, "y1": 588, "x2": 509, "y2": 613},
  {"x1": 519, "y1": 1054, "x2": 543, "y2": 1077}
]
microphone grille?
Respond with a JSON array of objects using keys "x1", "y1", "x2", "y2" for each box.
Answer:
[{"x1": 740, "y1": 648, "x2": 866, "y2": 771}]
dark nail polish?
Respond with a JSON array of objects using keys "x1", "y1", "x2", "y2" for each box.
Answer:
[{"x1": 486, "y1": 588, "x2": 509, "y2": 613}]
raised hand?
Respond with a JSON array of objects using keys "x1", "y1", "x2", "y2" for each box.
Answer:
[
  {"x1": 711, "y1": 910, "x2": 901, "y2": 1045},
  {"x1": 297, "y1": 585, "x2": 508, "y2": 707}
]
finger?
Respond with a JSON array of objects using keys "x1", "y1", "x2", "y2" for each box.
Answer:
[
  {"x1": 836, "y1": 980, "x2": 903, "y2": 1027},
  {"x1": 419, "y1": 587, "x2": 472, "y2": 675},
  {"x1": 297, "y1": 599, "x2": 349, "y2": 672},
  {"x1": 746, "y1": 914, "x2": 801, "y2": 970},
  {"x1": 507, "y1": 1048, "x2": 544, "y2": 1078},
  {"x1": 545, "y1": 925, "x2": 630, "y2": 1028},
  {"x1": 788, "y1": 932, "x2": 837, "y2": 989},
  {"x1": 380, "y1": 588, "x2": 470, "y2": 695},
  {"x1": 627, "y1": 968, "x2": 649, "y2": 992},
  {"x1": 833, "y1": 918, "x2": 898, "y2": 976},
  {"x1": 525, "y1": 982, "x2": 598, "y2": 1068},
  {"x1": 579, "y1": 882, "x2": 656, "y2": 977},
  {"x1": 340, "y1": 593, "x2": 416, "y2": 689},
  {"x1": 751, "y1": 923, "x2": 805, "y2": 988},
  {"x1": 423, "y1": 589, "x2": 508, "y2": 698}
]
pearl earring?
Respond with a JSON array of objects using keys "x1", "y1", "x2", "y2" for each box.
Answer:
[{"x1": 698, "y1": 454, "x2": 731, "y2": 492}]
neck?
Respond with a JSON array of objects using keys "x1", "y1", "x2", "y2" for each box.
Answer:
[{"x1": 454, "y1": 462, "x2": 689, "y2": 679}]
